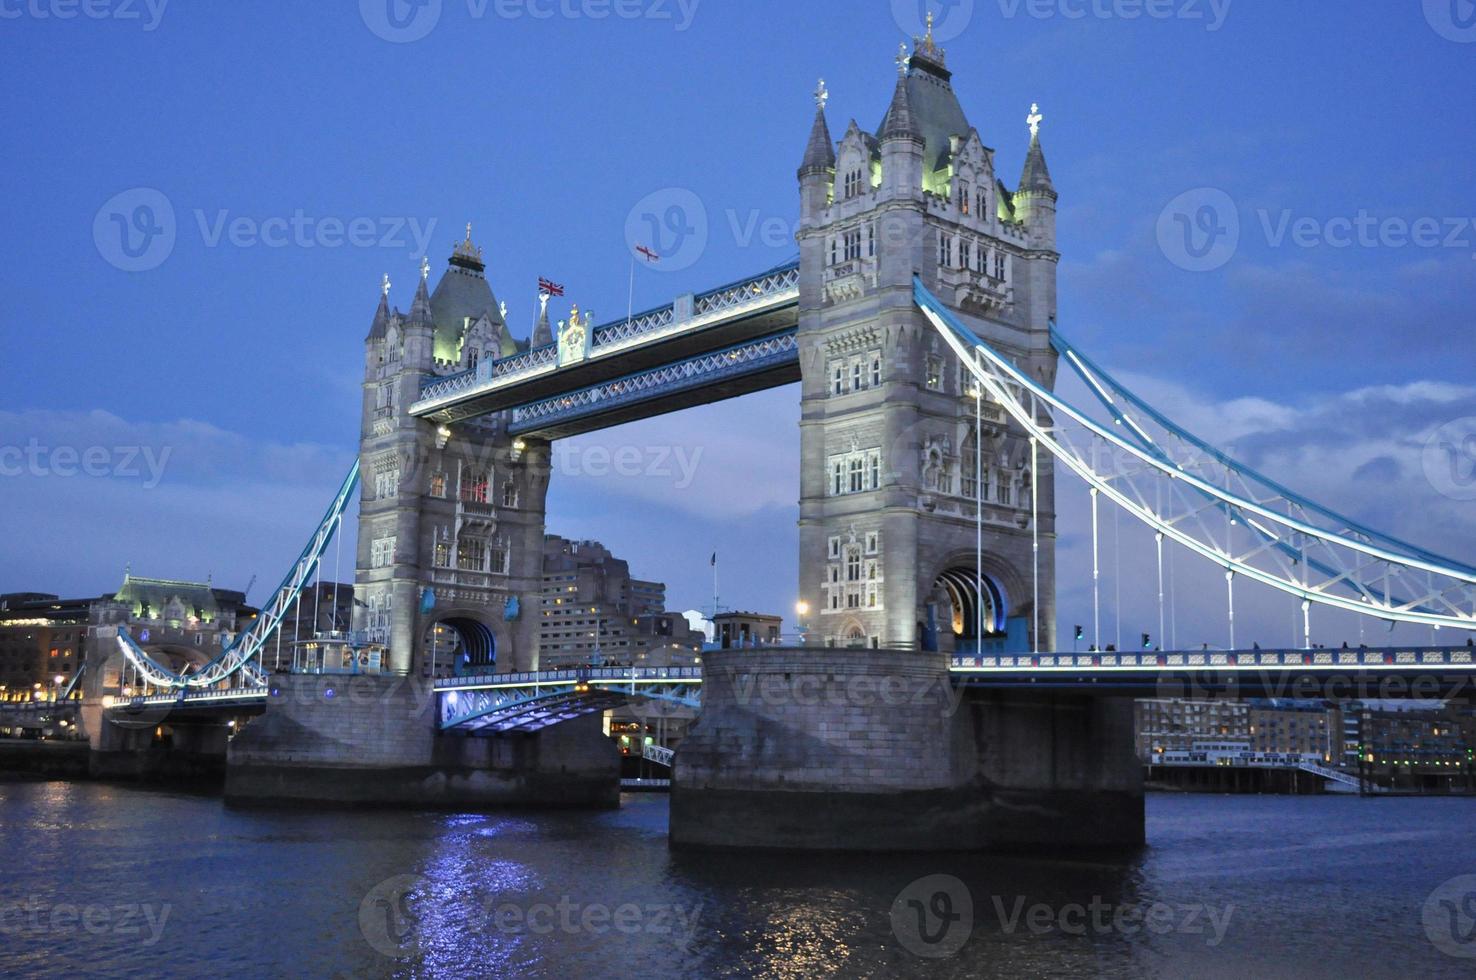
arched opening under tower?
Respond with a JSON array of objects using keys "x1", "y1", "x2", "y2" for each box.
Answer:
[
  {"x1": 929, "y1": 567, "x2": 1010, "y2": 655},
  {"x1": 421, "y1": 616, "x2": 496, "y2": 678}
]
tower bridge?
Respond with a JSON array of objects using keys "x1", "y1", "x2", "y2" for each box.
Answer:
[{"x1": 23, "y1": 25, "x2": 1473, "y2": 849}]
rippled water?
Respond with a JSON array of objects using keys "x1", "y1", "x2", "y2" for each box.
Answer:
[{"x1": 1, "y1": 781, "x2": 1473, "y2": 978}]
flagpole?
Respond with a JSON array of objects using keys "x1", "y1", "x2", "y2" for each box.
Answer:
[
  {"x1": 712, "y1": 552, "x2": 719, "y2": 618},
  {"x1": 626, "y1": 251, "x2": 636, "y2": 329}
]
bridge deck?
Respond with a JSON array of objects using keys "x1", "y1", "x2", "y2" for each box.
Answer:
[{"x1": 410, "y1": 264, "x2": 799, "y2": 425}]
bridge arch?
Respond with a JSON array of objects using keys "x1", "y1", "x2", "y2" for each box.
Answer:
[
  {"x1": 925, "y1": 551, "x2": 1027, "y2": 654},
  {"x1": 420, "y1": 611, "x2": 498, "y2": 678}
]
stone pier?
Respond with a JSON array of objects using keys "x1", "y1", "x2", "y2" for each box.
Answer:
[
  {"x1": 225, "y1": 673, "x2": 619, "y2": 809},
  {"x1": 670, "y1": 647, "x2": 1143, "y2": 852}
]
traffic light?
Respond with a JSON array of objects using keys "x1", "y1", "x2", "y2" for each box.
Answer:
[
  {"x1": 1141, "y1": 632, "x2": 1153, "y2": 650},
  {"x1": 1074, "y1": 625, "x2": 1084, "y2": 641}
]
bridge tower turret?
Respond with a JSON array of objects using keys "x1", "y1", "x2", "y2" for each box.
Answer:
[
  {"x1": 794, "y1": 31, "x2": 1059, "y2": 654},
  {"x1": 354, "y1": 230, "x2": 550, "y2": 677}
]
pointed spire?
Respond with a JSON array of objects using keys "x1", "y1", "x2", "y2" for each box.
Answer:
[
  {"x1": 532, "y1": 291, "x2": 553, "y2": 347},
  {"x1": 879, "y1": 69, "x2": 922, "y2": 143},
  {"x1": 798, "y1": 79, "x2": 836, "y2": 176},
  {"x1": 409, "y1": 260, "x2": 434, "y2": 329},
  {"x1": 367, "y1": 274, "x2": 391, "y2": 340},
  {"x1": 1019, "y1": 104, "x2": 1056, "y2": 196}
]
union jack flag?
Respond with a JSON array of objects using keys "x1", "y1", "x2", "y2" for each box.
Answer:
[{"x1": 538, "y1": 277, "x2": 565, "y2": 296}]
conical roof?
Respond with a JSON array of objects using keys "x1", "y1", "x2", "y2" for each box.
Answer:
[
  {"x1": 798, "y1": 106, "x2": 836, "y2": 175},
  {"x1": 1019, "y1": 132, "x2": 1055, "y2": 195}
]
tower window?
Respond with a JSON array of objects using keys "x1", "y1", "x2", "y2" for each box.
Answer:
[{"x1": 843, "y1": 229, "x2": 861, "y2": 261}]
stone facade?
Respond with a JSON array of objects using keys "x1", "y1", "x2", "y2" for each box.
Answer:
[
  {"x1": 355, "y1": 232, "x2": 551, "y2": 676},
  {"x1": 795, "y1": 39, "x2": 1058, "y2": 653},
  {"x1": 672, "y1": 646, "x2": 1143, "y2": 851}
]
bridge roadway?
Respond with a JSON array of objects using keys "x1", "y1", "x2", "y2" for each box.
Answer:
[
  {"x1": 42, "y1": 644, "x2": 1471, "y2": 733},
  {"x1": 407, "y1": 263, "x2": 800, "y2": 438}
]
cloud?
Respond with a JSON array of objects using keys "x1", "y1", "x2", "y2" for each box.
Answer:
[{"x1": 0, "y1": 409, "x2": 355, "y2": 601}]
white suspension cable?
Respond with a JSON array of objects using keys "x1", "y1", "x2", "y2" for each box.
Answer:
[
  {"x1": 1031, "y1": 434, "x2": 1040, "y2": 655},
  {"x1": 1091, "y1": 486, "x2": 1101, "y2": 652}
]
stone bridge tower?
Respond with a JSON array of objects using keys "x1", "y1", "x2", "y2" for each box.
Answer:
[
  {"x1": 355, "y1": 229, "x2": 550, "y2": 676},
  {"x1": 795, "y1": 31, "x2": 1059, "y2": 653}
]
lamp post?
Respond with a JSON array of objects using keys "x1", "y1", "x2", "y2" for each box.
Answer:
[
  {"x1": 53, "y1": 674, "x2": 64, "y2": 702},
  {"x1": 795, "y1": 600, "x2": 810, "y2": 646}
]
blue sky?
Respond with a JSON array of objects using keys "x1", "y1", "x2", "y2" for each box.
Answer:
[{"x1": 2, "y1": 1, "x2": 1474, "y2": 648}]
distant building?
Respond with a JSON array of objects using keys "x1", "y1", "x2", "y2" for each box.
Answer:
[
  {"x1": 1137, "y1": 696, "x2": 1476, "y2": 787},
  {"x1": 0, "y1": 592, "x2": 92, "y2": 702},
  {"x1": 538, "y1": 536, "x2": 703, "y2": 669},
  {"x1": 711, "y1": 611, "x2": 783, "y2": 649},
  {"x1": 2, "y1": 574, "x2": 257, "y2": 701}
]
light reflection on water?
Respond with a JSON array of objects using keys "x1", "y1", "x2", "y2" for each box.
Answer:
[{"x1": 0, "y1": 782, "x2": 1473, "y2": 979}]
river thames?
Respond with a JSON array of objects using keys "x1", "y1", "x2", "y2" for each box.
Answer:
[{"x1": 1, "y1": 782, "x2": 1473, "y2": 978}]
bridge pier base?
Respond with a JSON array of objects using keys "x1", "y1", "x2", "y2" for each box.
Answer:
[
  {"x1": 224, "y1": 674, "x2": 618, "y2": 809},
  {"x1": 670, "y1": 648, "x2": 1143, "y2": 852},
  {"x1": 85, "y1": 709, "x2": 232, "y2": 783}
]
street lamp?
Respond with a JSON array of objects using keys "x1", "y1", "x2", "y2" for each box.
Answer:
[
  {"x1": 795, "y1": 600, "x2": 810, "y2": 645},
  {"x1": 53, "y1": 675, "x2": 64, "y2": 702}
]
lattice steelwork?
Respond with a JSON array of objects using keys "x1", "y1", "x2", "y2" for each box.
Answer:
[
  {"x1": 915, "y1": 277, "x2": 1476, "y2": 632},
  {"x1": 509, "y1": 331, "x2": 798, "y2": 433},
  {"x1": 692, "y1": 264, "x2": 801, "y2": 318},
  {"x1": 114, "y1": 462, "x2": 362, "y2": 690},
  {"x1": 412, "y1": 261, "x2": 800, "y2": 413},
  {"x1": 437, "y1": 667, "x2": 702, "y2": 733}
]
